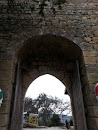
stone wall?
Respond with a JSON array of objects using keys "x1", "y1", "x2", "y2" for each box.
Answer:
[
  {"x1": 0, "y1": 0, "x2": 98, "y2": 130},
  {"x1": 0, "y1": 60, "x2": 15, "y2": 130}
]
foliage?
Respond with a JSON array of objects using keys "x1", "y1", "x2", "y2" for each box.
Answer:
[
  {"x1": 48, "y1": 114, "x2": 61, "y2": 127},
  {"x1": 51, "y1": 97, "x2": 71, "y2": 115},
  {"x1": 24, "y1": 97, "x2": 38, "y2": 117},
  {"x1": 35, "y1": 93, "x2": 54, "y2": 126},
  {"x1": 24, "y1": 93, "x2": 71, "y2": 126}
]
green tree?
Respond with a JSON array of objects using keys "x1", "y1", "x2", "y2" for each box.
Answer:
[
  {"x1": 35, "y1": 93, "x2": 53, "y2": 126},
  {"x1": 49, "y1": 114, "x2": 61, "y2": 126},
  {"x1": 24, "y1": 93, "x2": 71, "y2": 126},
  {"x1": 24, "y1": 97, "x2": 38, "y2": 117}
]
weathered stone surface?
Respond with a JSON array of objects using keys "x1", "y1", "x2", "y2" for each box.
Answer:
[
  {"x1": 83, "y1": 50, "x2": 98, "y2": 57},
  {"x1": 0, "y1": 126, "x2": 8, "y2": 130},
  {"x1": 0, "y1": 0, "x2": 98, "y2": 130},
  {"x1": 87, "y1": 73, "x2": 98, "y2": 84},
  {"x1": 0, "y1": 81, "x2": 12, "y2": 92},
  {"x1": 94, "y1": 30, "x2": 98, "y2": 36},
  {"x1": 0, "y1": 114, "x2": 9, "y2": 126},
  {"x1": 94, "y1": 44, "x2": 98, "y2": 50},
  {"x1": 0, "y1": 81, "x2": 12, "y2": 102},
  {"x1": 84, "y1": 94, "x2": 98, "y2": 106},
  {"x1": 86, "y1": 65, "x2": 98, "y2": 73},
  {"x1": 2, "y1": 89, "x2": 12, "y2": 102},
  {"x1": 84, "y1": 57, "x2": 97, "y2": 64},
  {"x1": 81, "y1": 74, "x2": 89, "y2": 86},
  {"x1": 82, "y1": 84, "x2": 90, "y2": 95},
  {"x1": 87, "y1": 117, "x2": 98, "y2": 130},
  {"x1": 0, "y1": 101, "x2": 10, "y2": 114},
  {"x1": 0, "y1": 70, "x2": 13, "y2": 81},
  {"x1": 88, "y1": 3, "x2": 94, "y2": 7},
  {"x1": 62, "y1": 76, "x2": 71, "y2": 89},
  {"x1": 92, "y1": 26, "x2": 98, "y2": 31},
  {"x1": 84, "y1": 37, "x2": 91, "y2": 42},
  {"x1": 0, "y1": 60, "x2": 14, "y2": 71},
  {"x1": 87, "y1": 106, "x2": 98, "y2": 117},
  {"x1": 93, "y1": 37, "x2": 98, "y2": 42}
]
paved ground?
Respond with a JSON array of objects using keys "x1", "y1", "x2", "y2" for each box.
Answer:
[{"x1": 23, "y1": 127, "x2": 67, "y2": 130}]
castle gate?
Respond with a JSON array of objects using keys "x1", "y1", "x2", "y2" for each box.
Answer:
[{"x1": 0, "y1": 0, "x2": 98, "y2": 130}]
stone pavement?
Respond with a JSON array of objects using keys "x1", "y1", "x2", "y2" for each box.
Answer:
[{"x1": 23, "y1": 127, "x2": 68, "y2": 130}]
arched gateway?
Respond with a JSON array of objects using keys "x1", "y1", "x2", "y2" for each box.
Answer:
[
  {"x1": 0, "y1": 0, "x2": 98, "y2": 129},
  {"x1": 8, "y1": 35, "x2": 87, "y2": 130}
]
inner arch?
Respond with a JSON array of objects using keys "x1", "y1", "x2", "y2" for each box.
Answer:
[
  {"x1": 17, "y1": 35, "x2": 82, "y2": 69},
  {"x1": 25, "y1": 74, "x2": 70, "y2": 102}
]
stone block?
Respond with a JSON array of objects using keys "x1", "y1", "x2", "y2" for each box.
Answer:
[
  {"x1": 0, "y1": 88, "x2": 12, "y2": 101},
  {"x1": 86, "y1": 64, "x2": 98, "y2": 73},
  {"x1": 0, "y1": 101, "x2": 10, "y2": 114},
  {"x1": 82, "y1": 17, "x2": 87, "y2": 20},
  {"x1": 89, "y1": 84, "x2": 96, "y2": 94},
  {"x1": 94, "y1": 30, "x2": 98, "y2": 36},
  {"x1": 0, "y1": 69, "x2": 13, "y2": 81},
  {"x1": 83, "y1": 50, "x2": 98, "y2": 57},
  {"x1": 38, "y1": 66, "x2": 48, "y2": 74},
  {"x1": 92, "y1": 26, "x2": 98, "y2": 31},
  {"x1": 87, "y1": 73, "x2": 98, "y2": 84},
  {"x1": 0, "y1": 81, "x2": 12, "y2": 92},
  {"x1": 0, "y1": 126, "x2": 8, "y2": 130},
  {"x1": 88, "y1": 3, "x2": 94, "y2": 7},
  {"x1": 0, "y1": 114, "x2": 9, "y2": 126},
  {"x1": 82, "y1": 85, "x2": 91, "y2": 96},
  {"x1": 55, "y1": 71, "x2": 65, "y2": 81},
  {"x1": 84, "y1": 56, "x2": 97, "y2": 64},
  {"x1": 93, "y1": 37, "x2": 98, "y2": 42},
  {"x1": 87, "y1": 106, "x2": 98, "y2": 117},
  {"x1": 84, "y1": 94, "x2": 98, "y2": 106},
  {"x1": 0, "y1": 81, "x2": 12, "y2": 101},
  {"x1": 0, "y1": 60, "x2": 14, "y2": 71},
  {"x1": 87, "y1": 117, "x2": 98, "y2": 130},
  {"x1": 83, "y1": 84, "x2": 97, "y2": 96},
  {"x1": 94, "y1": 44, "x2": 98, "y2": 50},
  {"x1": 84, "y1": 37, "x2": 91, "y2": 42},
  {"x1": 62, "y1": 76, "x2": 71, "y2": 89}
]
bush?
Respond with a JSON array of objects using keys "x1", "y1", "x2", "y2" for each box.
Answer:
[{"x1": 48, "y1": 114, "x2": 61, "y2": 127}]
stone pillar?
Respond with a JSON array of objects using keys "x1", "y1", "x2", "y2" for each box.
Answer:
[
  {"x1": 10, "y1": 62, "x2": 23, "y2": 130},
  {"x1": 0, "y1": 60, "x2": 14, "y2": 130},
  {"x1": 71, "y1": 61, "x2": 87, "y2": 130},
  {"x1": 79, "y1": 48, "x2": 98, "y2": 129}
]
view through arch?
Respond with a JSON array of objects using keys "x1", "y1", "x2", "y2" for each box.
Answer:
[{"x1": 24, "y1": 74, "x2": 72, "y2": 129}]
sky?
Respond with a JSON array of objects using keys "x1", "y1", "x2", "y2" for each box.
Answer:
[{"x1": 25, "y1": 74, "x2": 70, "y2": 103}]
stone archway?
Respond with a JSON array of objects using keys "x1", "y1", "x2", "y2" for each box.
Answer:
[{"x1": 9, "y1": 35, "x2": 87, "y2": 130}]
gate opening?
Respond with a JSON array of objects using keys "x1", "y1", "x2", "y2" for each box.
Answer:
[{"x1": 23, "y1": 74, "x2": 72, "y2": 128}]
